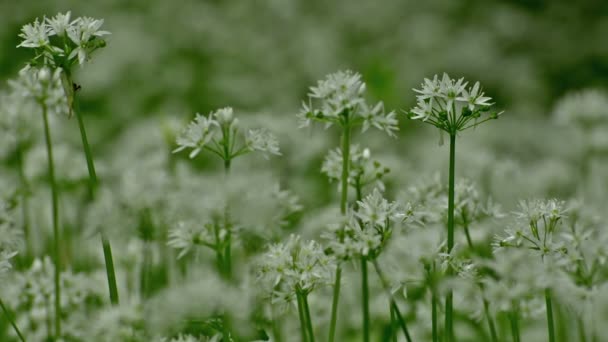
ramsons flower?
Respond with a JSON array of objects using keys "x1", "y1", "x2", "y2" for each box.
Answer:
[
  {"x1": 18, "y1": 12, "x2": 110, "y2": 68},
  {"x1": 256, "y1": 235, "x2": 334, "y2": 302},
  {"x1": 297, "y1": 70, "x2": 398, "y2": 136},
  {"x1": 408, "y1": 73, "x2": 502, "y2": 134},
  {"x1": 321, "y1": 145, "x2": 390, "y2": 193},
  {"x1": 8, "y1": 66, "x2": 68, "y2": 116},
  {"x1": 173, "y1": 107, "x2": 280, "y2": 161}
]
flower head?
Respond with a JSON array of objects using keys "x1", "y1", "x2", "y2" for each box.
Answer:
[
  {"x1": 321, "y1": 145, "x2": 390, "y2": 193},
  {"x1": 298, "y1": 70, "x2": 398, "y2": 136},
  {"x1": 408, "y1": 73, "x2": 502, "y2": 134},
  {"x1": 8, "y1": 66, "x2": 68, "y2": 116}
]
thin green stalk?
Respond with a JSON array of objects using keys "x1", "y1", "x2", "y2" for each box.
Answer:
[
  {"x1": 297, "y1": 292, "x2": 309, "y2": 342},
  {"x1": 72, "y1": 92, "x2": 120, "y2": 305},
  {"x1": 390, "y1": 303, "x2": 398, "y2": 342},
  {"x1": 431, "y1": 288, "x2": 438, "y2": 342},
  {"x1": 328, "y1": 121, "x2": 351, "y2": 342},
  {"x1": 101, "y1": 233, "x2": 119, "y2": 304},
  {"x1": 272, "y1": 305, "x2": 284, "y2": 342},
  {"x1": 302, "y1": 292, "x2": 316, "y2": 342},
  {"x1": 361, "y1": 256, "x2": 370, "y2": 342},
  {"x1": 545, "y1": 288, "x2": 556, "y2": 342},
  {"x1": 509, "y1": 310, "x2": 520, "y2": 342},
  {"x1": 483, "y1": 298, "x2": 498, "y2": 342},
  {"x1": 0, "y1": 297, "x2": 26, "y2": 342},
  {"x1": 445, "y1": 133, "x2": 456, "y2": 342},
  {"x1": 41, "y1": 102, "x2": 61, "y2": 339}
]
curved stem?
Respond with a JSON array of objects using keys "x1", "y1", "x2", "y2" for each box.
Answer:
[
  {"x1": 72, "y1": 92, "x2": 120, "y2": 305},
  {"x1": 328, "y1": 121, "x2": 351, "y2": 342},
  {"x1": 41, "y1": 102, "x2": 61, "y2": 339},
  {"x1": 545, "y1": 288, "x2": 556, "y2": 342},
  {"x1": 361, "y1": 256, "x2": 370, "y2": 342},
  {"x1": 0, "y1": 297, "x2": 26, "y2": 342},
  {"x1": 445, "y1": 133, "x2": 456, "y2": 342}
]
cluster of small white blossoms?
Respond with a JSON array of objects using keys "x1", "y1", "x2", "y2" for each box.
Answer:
[
  {"x1": 5, "y1": 257, "x2": 106, "y2": 340},
  {"x1": 297, "y1": 70, "x2": 398, "y2": 136},
  {"x1": 167, "y1": 220, "x2": 217, "y2": 259},
  {"x1": 325, "y1": 189, "x2": 411, "y2": 260},
  {"x1": 8, "y1": 66, "x2": 68, "y2": 116},
  {"x1": 321, "y1": 145, "x2": 390, "y2": 193},
  {"x1": 493, "y1": 199, "x2": 567, "y2": 257},
  {"x1": 174, "y1": 107, "x2": 281, "y2": 159},
  {"x1": 17, "y1": 11, "x2": 110, "y2": 67},
  {"x1": 256, "y1": 235, "x2": 334, "y2": 303},
  {"x1": 452, "y1": 178, "x2": 503, "y2": 227},
  {"x1": 404, "y1": 175, "x2": 501, "y2": 226},
  {"x1": 408, "y1": 73, "x2": 502, "y2": 135}
]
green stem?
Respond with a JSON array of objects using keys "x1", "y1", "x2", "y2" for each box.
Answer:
[
  {"x1": 272, "y1": 305, "x2": 283, "y2": 342},
  {"x1": 545, "y1": 288, "x2": 556, "y2": 342},
  {"x1": 101, "y1": 233, "x2": 119, "y2": 304},
  {"x1": 483, "y1": 298, "x2": 498, "y2": 342},
  {"x1": 0, "y1": 297, "x2": 26, "y2": 342},
  {"x1": 72, "y1": 92, "x2": 120, "y2": 306},
  {"x1": 361, "y1": 256, "x2": 370, "y2": 342},
  {"x1": 509, "y1": 310, "x2": 520, "y2": 342},
  {"x1": 41, "y1": 102, "x2": 61, "y2": 339},
  {"x1": 431, "y1": 288, "x2": 438, "y2": 342},
  {"x1": 578, "y1": 315, "x2": 587, "y2": 342},
  {"x1": 302, "y1": 292, "x2": 316, "y2": 342},
  {"x1": 391, "y1": 303, "x2": 398, "y2": 342},
  {"x1": 445, "y1": 133, "x2": 456, "y2": 342},
  {"x1": 328, "y1": 121, "x2": 351, "y2": 342},
  {"x1": 297, "y1": 292, "x2": 309, "y2": 342}
]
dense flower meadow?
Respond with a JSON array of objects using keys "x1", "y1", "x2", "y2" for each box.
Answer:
[{"x1": 1, "y1": 6, "x2": 608, "y2": 342}]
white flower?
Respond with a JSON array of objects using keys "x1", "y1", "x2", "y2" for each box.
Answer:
[
  {"x1": 409, "y1": 73, "x2": 501, "y2": 133},
  {"x1": 46, "y1": 11, "x2": 74, "y2": 37},
  {"x1": 356, "y1": 188, "x2": 404, "y2": 227},
  {"x1": 213, "y1": 106, "x2": 237, "y2": 127},
  {"x1": 298, "y1": 70, "x2": 398, "y2": 136},
  {"x1": 167, "y1": 221, "x2": 215, "y2": 259},
  {"x1": 321, "y1": 145, "x2": 389, "y2": 192},
  {"x1": 17, "y1": 18, "x2": 50, "y2": 48},
  {"x1": 173, "y1": 113, "x2": 219, "y2": 158},
  {"x1": 8, "y1": 66, "x2": 68, "y2": 116},
  {"x1": 245, "y1": 128, "x2": 281, "y2": 157}
]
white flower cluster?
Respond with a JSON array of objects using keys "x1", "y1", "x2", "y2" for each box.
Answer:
[
  {"x1": 493, "y1": 199, "x2": 567, "y2": 257},
  {"x1": 404, "y1": 175, "x2": 501, "y2": 226},
  {"x1": 256, "y1": 235, "x2": 334, "y2": 302},
  {"x1": 174, "y1": 107, "x2": 281, "y2": 160},
  {"x1": 325, "y1": 189, "x2": 410, "y2": 260},
  {"x1": 321, "y1": 145, "x2": 390, "y2": 193},
  {"x1": 298, "y1": 70, "x2": 398, "y2": 136},
  {"x1": 4, "y1": 257, "x2": 106, "y2": 340},
  {"x1": 18, "y1": 12, "x2": 110, "y2": 66},
  {"x1": 409, "y1": 73, "x2": 501, "y2": 134},
  {"x1": 167, "y1": 221, "x2": 217, "y2": 259},
  {"x1": 8, "y1": 66, "x2": 68, "y2": 116}
]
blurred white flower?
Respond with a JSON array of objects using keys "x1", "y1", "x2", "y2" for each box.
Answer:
[{"x1": 245, "y1": 128, "x2": 281, "y2": 157}]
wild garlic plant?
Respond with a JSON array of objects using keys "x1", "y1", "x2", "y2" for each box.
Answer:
[
  {"x1": 256, "y1": 234, "x2": 334, "y2": 342},
  {"x1": 298, "y1": 70, "x2": 397, "y2": 342},
  {"x1": 407, "y1": 73, "x2": 502, "y2": 341},
  {"x1": 494, "y1": 199, "x2": 568, "y2": 342},
  {"x1": 17, "y1": 12, "x2": 121, "y2": 313},
  {"x1": 171, "y1": 107, "x2": 280, "y2": 280}
]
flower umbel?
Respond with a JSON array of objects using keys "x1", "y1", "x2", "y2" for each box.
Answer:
[{"x1": 408, "y1": 73, "x2": 502, "y2": 134}]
